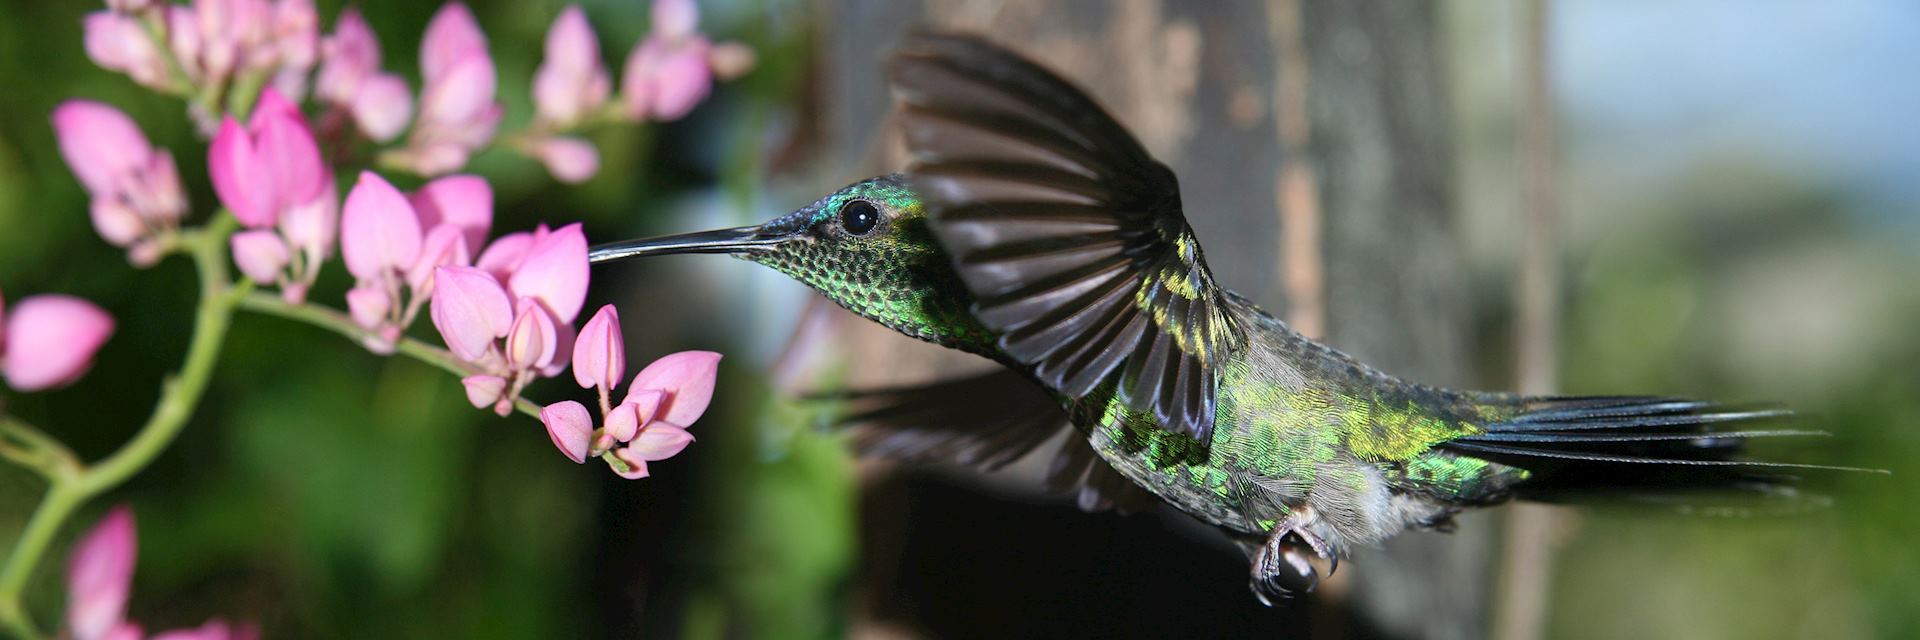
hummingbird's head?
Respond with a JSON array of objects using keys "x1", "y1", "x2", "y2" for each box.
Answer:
[{"x1": 590, "y1": 174, "x2": 998, "y2": 354}]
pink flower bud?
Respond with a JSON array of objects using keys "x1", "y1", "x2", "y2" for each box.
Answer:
[
  {"x1": 620, "y1": 35, "x2": 711, "y2": 122},
  {"x1": 85, "y1": 12, "x2": 170, "y2": 89},
  {"x1": 504, "y1": 297, "x2": 557, "y2": 372},
  {"x1": 344, "y1": 285, "x2": 390, "y2": 331},
  {"x1": 350, "y1": 73, "x2": 413, "y2": 142},
  {"x1": 533, "y1": 6, "x2": 610, "y2": 126},
  {"x1": 461, "y1": 374, "x2": 506, "y2": 410},
  {"x1": 66, "y1": 506, "x2": 136, "y2": 640},
  {"x1": 421, "y1": 3, "x2": 488, "y2": 84},
  {"x1": 429, "y1": 266, "x2": 512, "y2": 362},
  {"x1": 340, "y1": 171, "x2": 422, "y2": 280},
  {"x1": 623, "y1": 351, "x2": 720, "y2": 427},
  {"x1": 230, "y1": 229, "x2": 290, "y2": 283},
  {"x1": 531, "y1": 136, "x2": 599, "y2": 184},
  {"x1": 418, "y1": 54, "x2": 497, "y2": 136},
  {"x1": 572, "y1": 304, "x2": 624, "y2": 390},
  {"x1": 505, "y1": 223, "x2": 589, "y2": 324},
  {"x1": 410, "y1": 175, "x2": 493, "y2": 250},
  {"x1": 539, "y1": 400, "x2": 593, "y2": 463},
  {"x1": 628, "y1": 422, "x2": 693, "y2": 462},
  {"x1": 279, "y1": 186, "x2": 337, "y2": 269},
  {"x1": 2, "y1": 295, "x2": 115, "y2": 392},
  {"x1": 603, "y1": 400, "x2": 642, "y2": 442},
  {"x1": 51, "y1": 101, "x2": 153, "y2": 197}
]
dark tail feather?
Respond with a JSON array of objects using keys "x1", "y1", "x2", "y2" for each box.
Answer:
[{"x1": 1447, "y1": 395, "x2": 1885, "y2": 512}]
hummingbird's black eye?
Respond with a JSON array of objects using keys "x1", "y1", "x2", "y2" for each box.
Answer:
[{"x1": 840, "y1": 199, "x2": 880, "y2": 236}]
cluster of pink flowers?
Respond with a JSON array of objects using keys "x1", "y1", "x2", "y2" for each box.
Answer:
[
  {"x1": 541, "y1": 307, "x2": 718, "y2": 478},
  {"x1": 212, "y1": 89, "x2": 335, "y2": 303},
  {"x1": 85, "y1": 0, "x2": 750, "y2": 185},
  {"x1": 66, "y1": 507, "x2": 253, "y2": 640},
  {"x1": 51, "y1": 103, "x2": 187, "y2": 267},
  {"x1": 0, "y1": 289, "x2": 115, "y2": 393}
]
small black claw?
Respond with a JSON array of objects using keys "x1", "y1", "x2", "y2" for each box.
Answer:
[{"x1": 1248, "y1": 521, "x2": 1337, "y2": 605}]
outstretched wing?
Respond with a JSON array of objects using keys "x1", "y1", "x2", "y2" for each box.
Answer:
[
  {"x1": 887, "y1": 32, "x2": 1244, "y2": 441},
  {"x1": 835, "y1": 368, "x2": 1161, "y2": 513}
]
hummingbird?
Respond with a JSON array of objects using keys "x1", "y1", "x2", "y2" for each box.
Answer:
[{"x1": 589, "y1": 33, "x2": 1877, "y2": 603}]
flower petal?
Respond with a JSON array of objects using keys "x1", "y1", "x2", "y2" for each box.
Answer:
[
  {"x1": 66, "y1": 506, "x2": 136, "y2": 640},
  {"x1": 505, "y1": 297, "x2": 557, "y2": 372},
  {"x1": 651, "y1": 0, "x2": 698, "y2": 39},
  {"x1": 420, "y1": 2, "x2": 488, "y2": 83},
  {"x1": 339, "y1": 171, "x2": 422, "y2": 279},
  {"x1": 571, "y1": 304, "x2": 623, "y2": 390},
  {"x1": 230, "y1": 229, "x2": 290, "y2": 283},
  {"x1": 2, "y1": 295, "x2": 115, "y2": 392},
  {"x1": 410, "y1": 174, "x2": 492, "y2": 250},
  {"x1": 539, "y1": 400, "x2": 593, "y2": 464},
  {"x1": 350, "y1": 73, "x2": 413, "y2": 142},
  {"x1": 406, "y1": 224, "x2": 471, "y2": 293},
  {"x1": 279, "y1": 184, "x2": 338, "y2": 266},
  {"x1": 506, "y1": 222, "x2": 589, "y2": 324},
  {"x1": 419, "y1": 53, "x2": 496, "y2": 128},
  {"x1": 88, "y1": 198, "x2": 146, "y2": 248},
  {"x1": 603, "y1": 400, "x2": 641, "y2": 442},
  {"x1": 247, "y1": 89, "x2": 325, "y2": 209},
  {"x1": 429, "y1": 266, "x2": 512, "y2": 362},
  {"x1": 532, "y1": 136, "x2": 599, "y2": 184},
  {"x1": 460, "y1": 375, "x2": 506, "y2": 410},
  {"x1": 344, "y1": 285, "x2": 391, "y2": 331},
  {"x1": 51, "y1": 101, "x2": 152, "y2": 196},
  {"x1": 628, "y1": 422, "x2": 693, "y2": 461},
  {"x1": 622, "y1": 350, "x2": 720, "y2": 427},
  {"x1": 473, "y1": 231, "x2": 530, "y2": 282}
]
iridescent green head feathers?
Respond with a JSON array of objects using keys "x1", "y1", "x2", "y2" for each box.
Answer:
[{"x1": 589, "y1": 175, "x2": 998, "y2": 355}]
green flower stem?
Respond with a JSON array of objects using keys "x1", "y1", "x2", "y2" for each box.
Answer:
[
  {"x1": 0, "y1": 216, "x2": 241, "y2": 640},
  {"x1": 234, "y1": 293, "x2": 543, "y2": 420}
]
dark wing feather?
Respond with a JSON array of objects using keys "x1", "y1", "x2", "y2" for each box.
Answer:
[
  {"x1": 834, "y1": 368, "x2": 1158, "y2": 513},
  {"x1": 887, "y1": 32, "x2": 1244, "y2": 441}
]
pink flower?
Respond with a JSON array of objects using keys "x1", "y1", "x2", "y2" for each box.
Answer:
[
  {"x1": 619, "y1": 0, "x2": 714, "y2": 122},
  {"x1": 540, "y1": 400, "x2": 593, "y2": 463},
  {"x1": 528, "y1": 135, "x2": 600, "y2": 184},
  {"x1": 52, "y1": 101, "x2": 186, "y2": 261},
  {"x1": 430, "y1": 266, "x2": 511, "y2": 362},
  {"x1": 533, "y1": 6, "x2": 610, "y2": 127},
  {"x1": 339, "y1": 171, "x2": 424, "y2": 349},
  {"x1": 208, "y1": 88, "x2": 324, "y2": 228},
  {"x1": 390, "y1": 3, "x2": 500, "y2": 175},
  {"x1": 84, "y1": 11, "x2": 171, "y2": 91},
  {"x1": 572, "y1": 305, "x2": 623, "y2": 392},
  {"x1": 66, "y1": 507, "x2": 135, "y2": 640},
  {"x1": 63, "y1": 507, "x2": 255, "y2": 640},
  {"x1": 1, "y1": 293, "x2": 116, "y2": 392},
  {"x1": 316, "y1": 8, "x2": 413, "y2": 142}
]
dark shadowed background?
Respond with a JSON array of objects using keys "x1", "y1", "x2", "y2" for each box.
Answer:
[{"x1": 0, "y1": 0, "x2": 1914, "y2": 638}]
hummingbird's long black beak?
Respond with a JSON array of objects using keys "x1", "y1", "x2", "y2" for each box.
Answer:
[{"x1": 588, "y1": 224, "x2": 793, "y2": 264}]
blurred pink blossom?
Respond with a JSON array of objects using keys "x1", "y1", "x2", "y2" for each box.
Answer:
[
  {"x1": 315, "y1": 8, "x2": 412, "y2": 142},
  {"x1": 528, "y1": 135, "x2": 600, "y2": 184},
  {"x1": 52, "y1": 101, "x2": 187, "y2": 264},
  {"x1": 267, "y1": 0, "x2": 321, "y2": 100},
  {"x1": 64, "y1": 507, "x2": 255, "y2": 640},
  {"x1": 84, "y1": 12, "x2": 171, "y2": 91},
  {"x1": 618, "y1": 0, "x2": 712, "y2": 122},
  {"x1": 1, "y1": 294, "x2": 116, "y2": 392},
  {"x1": 390, "y1": 3, "x2": 500, "y2": 175},
  {"x1": 533, "y1": 6, "x2": 610, "y2": 127},
  {"x1": 66, "y1": 507, "x2": 134, "y2": 640}
]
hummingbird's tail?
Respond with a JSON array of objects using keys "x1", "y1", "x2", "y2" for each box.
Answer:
[{"x1": 1445, "y1": 395, "x2": 1885, "y2": 513}]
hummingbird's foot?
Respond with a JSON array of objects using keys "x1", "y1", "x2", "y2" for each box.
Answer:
[{"x1": 1249, "y1": 516, "x2": 1337, "y2": 606}]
